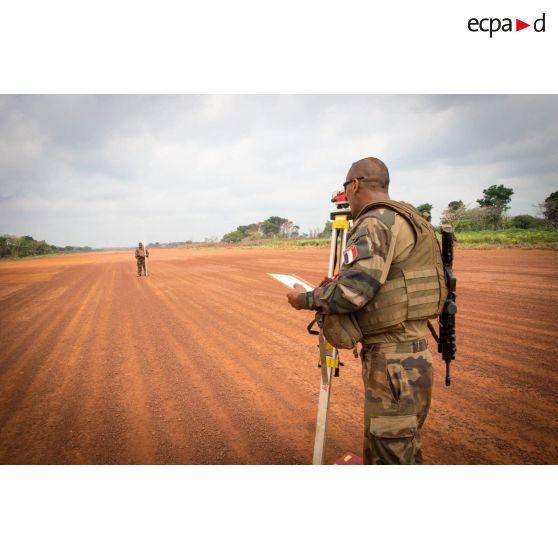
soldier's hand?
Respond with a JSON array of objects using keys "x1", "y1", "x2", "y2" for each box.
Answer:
[
  {"x1": 286, "y1": 283, "x2": 306, "y2": 310},
  {"x1": 318, "y1": 276, "x2": 333, "y2": 287}
]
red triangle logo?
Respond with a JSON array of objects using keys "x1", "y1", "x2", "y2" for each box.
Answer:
[{"x1": 516, "y1": 19, "x2": 530, "y2": 31}]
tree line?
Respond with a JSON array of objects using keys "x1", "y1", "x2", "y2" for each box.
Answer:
[
  {"x1": 223, "y1": 188, "x2": 557, "y2": 244},
  {"x1": 7, "y1": 187, "x2": 555, "y2": 254},
  {"x1": 222, "y1": 216, "x2": 301, "y2": 243},
  {"x1": 0, "y1": 234, "x2": 93, "y2": 259},
  {"x1": 421, "y1": 186, "x2": 558, "y2": 231}
]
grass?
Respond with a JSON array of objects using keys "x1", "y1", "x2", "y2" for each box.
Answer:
[
  {"x1": 223, "y1": 229, "x2": 558, "y2": 250},
  {"x1": 179, "y1": 238, "x2": 332, "y2": 250},
  {"x1": 221, "y1": 229, "x2": 558, "y2": 250},
  {"x1": 454, "y1": 228, "x2": 558, "y2": 249},
  {"x1": 235, "y1": 238, "x2": 331, "y2": 249}
]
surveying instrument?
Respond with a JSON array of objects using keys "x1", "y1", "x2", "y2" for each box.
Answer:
[{"x1": 306, "y1": 190, "x2": 353, "y2": 465}]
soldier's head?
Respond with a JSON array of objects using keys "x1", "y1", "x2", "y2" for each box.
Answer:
[
  {"x1": 138, "y1": 242, "x2": 143, "y2": 247},
  {"x1": 343, "y1": 157, "x2": 390, "y2": 217}
]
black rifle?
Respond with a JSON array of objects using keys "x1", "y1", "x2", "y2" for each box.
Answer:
[{"x1": 428, "y1": 225, "x2": 457, "y2": 386}]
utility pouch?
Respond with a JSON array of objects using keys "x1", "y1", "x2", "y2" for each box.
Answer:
[{"x1": 323, "y1": 312, "x2": 363, "y2": 353}]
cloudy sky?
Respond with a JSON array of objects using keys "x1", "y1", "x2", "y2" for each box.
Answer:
[{"x1": 0, "y1": 95, "x2": 556, "y2": 247}]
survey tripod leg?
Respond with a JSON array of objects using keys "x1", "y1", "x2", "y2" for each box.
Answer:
[
  {"x1": 144, "y1": 240, "x2": 149, "y2": 277},
  {"x1": 312, "y1": 211, "x2": 350, "y2": 465},
  {"x1": 312, "y1": 330, "x2": 335, "y2": 465}
]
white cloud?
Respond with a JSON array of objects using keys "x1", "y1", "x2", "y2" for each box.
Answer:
[{"x1": 0, "y1": 95, "x2": 557, "y2": 246}]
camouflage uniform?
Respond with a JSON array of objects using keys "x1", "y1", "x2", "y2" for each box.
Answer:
[
  {"x1": 299, "y1": 204, "x2": 436, "y2": 465},
  {"x1": 361, "y1": 338, "x2": 433, "y2": 464},
  {"x1": 135, "y1": 246, "x2": 149, "y2": 276}
]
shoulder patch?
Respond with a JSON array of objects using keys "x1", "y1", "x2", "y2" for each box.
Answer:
[
  {"x1": 374, "y1": 208, "x2": 396, "y2": 228},
  {"x1": 343, "y1": 232, "x2": 373, "y2": 265},
  {"x1": 358, "y1": 207, "x2": 396, "y2": 230},
  {"x1": 343, "y1": 245, "x2": 358, "y2": 265}
]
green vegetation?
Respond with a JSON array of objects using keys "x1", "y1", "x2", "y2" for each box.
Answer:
[
  {"x1": 416, "y1": 203, "x2": 433, "y2": 215},
  {"x1": 224, "y1": 230, "x2": 558, "y2": 250},
  {"x1": 233, "y1": 238, "x2": 331, "y2": 249},
  {"x1": 477, "y1": 184, "x2": 513, "y2": 210},
  {"x1": 475, "y1": 184, "x2": 514, "y2": 229},
  {"x1": 543, "y1": 191, "x2": 558, "y2": 227},
  {"x1": 222, "y1": 216, "x2": 301, "y2": 243},
  {"x1": 454, "y1": 228, "x2": 558, "y2": 249},
  {"x1": 148, "y1": 240, "x2": 194, "y2": 248},
  {"x1": 441, "y1": 187, "x2": 557, "y2": 242},
  {"x1": 12, "y1": 185, "x2": 553, "y2": 256},
  {"x1": 185, "y1": 230, "x2": 558, "y2": 250},
  {"x1": 212, "y1": 186, "x2": 558, "y2": 251},
  {"x1": 0, "y1": 234, "x2": 93, "y2": 259},
  {"x1": 177, "y1": 237, "x2": 330, "y2": 250},
  {"x1": 442, "y1": 185, "x2": 518, "y2": 231},
  {"x1": 510, "y1": 215, "x2": 546, "y2": 229},
  {"x1": 437, "y1": 188, "x2": 557, "y2": 248}
]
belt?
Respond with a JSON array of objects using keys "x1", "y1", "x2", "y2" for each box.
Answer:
[{"x1": 363, "y1": 337, "x2": 428, "y2": 353}]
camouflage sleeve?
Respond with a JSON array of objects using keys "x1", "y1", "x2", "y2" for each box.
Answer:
[{"x1": 297, "y1": 216, "x2": 397, "y2": 314}]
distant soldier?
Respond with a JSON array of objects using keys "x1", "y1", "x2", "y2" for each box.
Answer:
[
  {"x1": 287, "y1": 157, "x2": 446, "y2": 464},
  {"x1": 135, "y1": 242, "x2": 149, "y2": 277}
]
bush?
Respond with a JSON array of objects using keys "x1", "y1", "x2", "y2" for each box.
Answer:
[
  {"x1": 222, "y1": 230, "x2": 245, "y2": 243},
  {"x1": 511, "y1": 215, "x2": 546, "y2": 229},
  {"x1": 543, "y1": 191, "x2": 558, "y2": 227},
  {"x1": 454, "y1": 218, "x2": 479, "y2": 232}
]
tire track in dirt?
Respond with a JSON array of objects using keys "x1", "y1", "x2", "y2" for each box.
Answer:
[
  {"x1": 143, "y1": 270, "x2": 313, "y2": 463},
  {"x1": 0, "y1": 266, "x2": 103, "y2": 435},
  {"x1": 149, "y1": 260, "x2": 378, "y2": 463},
  {"x1": 1, "y1": 247, "x2": 557, "y2": 464},
  {"x1": 77, "y1": 262, "x2": 163, "y2": 464},
  {"x1": 0, "y1": 262, "x2": 103, "y2": 363},
  {"x1": 0, "y1": 264, "x2": 106, "y2": 462},
  {"x1": 113, "y1": 263, "x2": 269, "y2": 464},
  {"x1": 172, "y1": 256, "x2": 400, "y2": 461},
  {"x1": 57, "y1": 262, "x2": 162, "y2": 464}
]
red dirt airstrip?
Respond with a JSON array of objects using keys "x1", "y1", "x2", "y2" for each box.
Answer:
[{"x1": 0, "y1": 247, "x2": 557, "y2": 464}]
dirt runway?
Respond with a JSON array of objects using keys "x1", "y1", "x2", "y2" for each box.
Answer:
[{"x1": 0, "y1": 247, "x2": 557, "y2": 464}]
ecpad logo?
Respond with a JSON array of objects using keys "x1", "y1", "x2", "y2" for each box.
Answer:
[{"x1": 468, "y1": 13, "x2": 546, "y2": 37}]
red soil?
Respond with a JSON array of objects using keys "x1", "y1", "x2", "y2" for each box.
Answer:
[{"x1": 0, "y1": 247, "x2": 556, "y2": 464}]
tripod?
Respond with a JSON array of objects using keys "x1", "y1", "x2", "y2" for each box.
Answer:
[
  {"x1": 143, "y1": 240, "x2": 149, "y2": 277},
  {"x1": 308, "y1": 192, "x2": 352, "y2": 465}
]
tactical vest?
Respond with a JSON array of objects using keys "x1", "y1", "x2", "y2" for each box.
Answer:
[{"x1": 352, "y1": 200, "x2": 447, "y2": 336}]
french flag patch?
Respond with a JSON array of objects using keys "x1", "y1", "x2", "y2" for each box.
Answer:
[{"x1": 343, "y1": 245, "x2": 358, "y2": 265}]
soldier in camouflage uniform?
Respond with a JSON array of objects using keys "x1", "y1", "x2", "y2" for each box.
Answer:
[
  {"x1": 134, "y1": 242, "x2": 149, "y2": 277},
  {"x1": 287, "y1": 157, "x2": 446, "y2": 464}
]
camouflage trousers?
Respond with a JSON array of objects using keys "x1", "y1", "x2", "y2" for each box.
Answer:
[
  {"x1": 136, "y1": 258, "x2": 147, "y2": 276},
  {"x1": 360, "y1": 338, "x2": 433, "y2": 465}
]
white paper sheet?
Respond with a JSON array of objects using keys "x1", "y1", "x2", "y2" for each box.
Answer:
[{"x1": 268, "y1": 273, "x2": 314, "y2": 292}]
